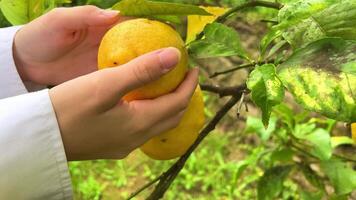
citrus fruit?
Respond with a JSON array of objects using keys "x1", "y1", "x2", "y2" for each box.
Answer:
[
  {"x1": 98, "y1": 19, "x2": 205, "y2": 160},
  {"x1": 98, "y1": 18, "x2": 188, "y2": 101},
  {"x1": 140, "y1": 86, "x2": 205, "y2": 160}
]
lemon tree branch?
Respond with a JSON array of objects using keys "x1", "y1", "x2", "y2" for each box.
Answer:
[{"x1": 146, "y1": 91, "x2": 244, "y2": 200}]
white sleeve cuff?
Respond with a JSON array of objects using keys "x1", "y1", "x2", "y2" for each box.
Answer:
[
  {"x1": 0, "y1": 26, "x2": 28, "y2": 98},
  {"x1": 0, "y1": 89, "x2": 73, "y2": 199}
]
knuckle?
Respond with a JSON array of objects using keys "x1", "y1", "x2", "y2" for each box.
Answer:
[{"x1": 82, "y1": 5, "x2": 99, "y2": 13}]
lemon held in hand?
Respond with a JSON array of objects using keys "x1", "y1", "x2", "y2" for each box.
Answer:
[
  {"x1": 98, "y1": 19, "x2": 205, "y2": 160},
  {"x1": 141, "y1": 86, "x2": 205, "y2": 160},
  {"x1": 98, "y1": 18, "x2": 188, "y2": 101}
]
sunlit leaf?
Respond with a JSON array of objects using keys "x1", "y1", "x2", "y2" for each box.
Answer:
[
  {"x1": 247, "y1": 64, "x2": 285, "y2": 126},
  {"x1": 0, "y1": 0, "x2": 69, "y2": 25},
  {"x1": 278, "y1": 38, "x2": 356, "y2": 122},
  {"x1": 331, "y1": 136, "x2": 354, "y2": 148},
  {"x1": 282, "y1": 0, "x2": 356, "y2": 48},
  {"x1": 112, "y1": 0, "x2": 211, "y2": 17},
  {"x1": 189, "y1": 22, "x2": 248, "y2": 59}
]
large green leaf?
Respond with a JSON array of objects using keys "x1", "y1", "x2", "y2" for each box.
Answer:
[
  {"x1": 278, "y1": 38, "x2": 356, "y2": 122},
  {"x1": 293, "y1": 123, "x2": 332, "y2": 160},
  {"x1": 321, "y1": 159, "x2": 356, "y2": 195},
  {"x1": 283, "y1": 0, "x2": 356, "y2": 48},
  {"x1": 260, "y1": 0, "x2": 352, "y2": 53},
  {"x1": 0, "y1": 0, "x2": 70, "y2": 25},
  {"x1": 188, "y1": 22, "x2": 248, "y2": 59},
  {"x1": 278, "y1": 0, "x2": 337, "y2": 23},
  {"x1": 112, "y1": 0, "x2": 210, "y2": 17},
  {"x1": 244, "y1": 116, "x2": 277, "y2": 141},
  {"x1": 257, "y1": 165, "x2": 292, "y2": 200},
  {"x1": 247, "y1": 64, "x2": 285, "y2": 126}
]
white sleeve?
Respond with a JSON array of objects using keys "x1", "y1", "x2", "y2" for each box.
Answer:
[
  {"x1": 0, "y1": 26, "x2": 28, "y2": 98},
  {"x1": 0, "y1": 89, "x2": 73, "y2": 199},
  {"x1": 0, "y1": 26, "x2": 46, "y2": 98}
]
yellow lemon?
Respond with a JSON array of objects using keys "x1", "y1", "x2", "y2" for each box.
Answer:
[
  {"x1": 98, "y1": 19, "x2": 205, "y2": 160},
  {"x1": 186, "y1": 6, "x2": 229, "y2": 43},
  {"x1": 98, "y1": 18, "x2": 188, "y2": 101},
  {"x1": 140, "y1": 86, "x2": 205, "y2": 160}
]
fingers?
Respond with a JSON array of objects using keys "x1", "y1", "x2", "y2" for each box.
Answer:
[
  {"x1": 46, "y1": 6, "x2": 120, "y2": 30},
  {"x1": 144, "y1": 110, "x2": 186, "y2": 140},
  {"x1": 130, "y1": 68, "x2": 199, "y2": 126}
]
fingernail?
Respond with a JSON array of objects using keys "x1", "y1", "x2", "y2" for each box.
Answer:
[
  {"x1": 101, "y1": 9, "x2": 119, "y2": 17},
  {"x1": 158, "y1": 47, "x2": 181, "y2": 73}
]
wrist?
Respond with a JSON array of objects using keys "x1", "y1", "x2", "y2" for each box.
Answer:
[{"x1": 12, "y1": 31, "x2": 30, "y2": 82}]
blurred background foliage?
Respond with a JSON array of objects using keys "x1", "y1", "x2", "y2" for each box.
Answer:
[{"x1": 0, "y1": 0, "x2": 355, "y2": 199}]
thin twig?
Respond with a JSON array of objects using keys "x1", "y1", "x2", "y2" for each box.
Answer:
[
  {"x1": 127, "y1": 174, "x2": 164, "y2": 200},
  {"x1": 260, "y1": 19, "x2": 279, "y2": 24},
  {"x1": 210, "y1": 63, "x2": 255, "y2": 78},
  {"x1": 200, "y1": 83, "x2": 247, "y2": 97},
  {"x1": 210, "y1": 59, "x2": 282, "y2": 78},
  {"x1": 146, "y1": 90, "x2": 245, "y2": 199}
]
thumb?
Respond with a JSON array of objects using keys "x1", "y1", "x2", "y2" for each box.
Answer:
[
  {"x1": 116, "y1": 47, "x2": 181, "y2": 94},
  {"x1": 47, "y1": 6, "x2": 119, "y2": 30},
  {"x1": 97, "y1": 47, "x2": 181, "y2": 108}
]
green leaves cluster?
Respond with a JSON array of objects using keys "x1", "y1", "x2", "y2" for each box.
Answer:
[
  {"x1": 0, "y1": 0, "x2": 71, "y2": 25},
  {"x1": 244, "y1": 104, "x2": 356, "y2": 200}
]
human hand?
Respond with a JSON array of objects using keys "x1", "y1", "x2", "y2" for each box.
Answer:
[
  {"x1": 49, "y1": 48, "x2": 199, "y2": 160},
  {"x1": 13, "y1": 6, "x2": 127, "y2": 85}
]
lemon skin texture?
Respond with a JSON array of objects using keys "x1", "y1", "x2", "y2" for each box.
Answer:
[
  {"x1": 140, "y1": 86, "x2": 205, "y2": 160},
  {"x1": 98, "y1": 18, "x2": 188, "y2": 101}
]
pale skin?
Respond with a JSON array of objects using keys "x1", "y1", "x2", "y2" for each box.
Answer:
[{"x1": 13, "y1": 6, "x2": 199, "y2": 161}]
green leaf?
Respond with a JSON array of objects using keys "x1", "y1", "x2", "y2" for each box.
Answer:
[
  {"x1": 300, "y1": 164, "x2": 324, "y2": 190},
  {"x1": 282, "y1": 0, "x2": 356, "y2": 48},
  {"x1": 270, "y1": 148, "x2": 294, "y2": 163},
  {"x1": 331, "y1": 136, "x2": 354, "y2": 148},
  {"x1": 0, "y1": 0, "x2": 67, "y2": 25},
  {"x1": 278, "y1": 0, "x2": 337, "y2": 23},
  {"x1": 112, "y1": 0, "x2": 211, "y2": 17},
  {"x1": 278, "y1": 38, "x2": 356, "y2": 123},
  {"x1": 300, "y1": 190, "x2": 323, "y2": 200},
  {"x1": 0, "y1": 0, "x2": 29, "y2": 25},
  {"x1": 188, "y1": 22, "x2": 248, "y2": 59},
  {"x1": 293, "y1": 125, "x2": 332, "y2": 160},
  {"x1": 247, "y1": 64, "x2": 285, "y2": 126},
  {"x1": 151, "y1": 15, "x2": 181, "y2": 24},
  {"x1": 257, "y1": 165, "x2": 292, "y2": 200},
  {"x1": 273, "y1": 104, "x2": 295, "y2": 130},
  {"x1": 0, "y1": 9, "x2": 11, "y2": 28},
  {"x1": 305, "y1": 128, "x2": 332, "y2": 160},
  {"x1": 244, "y1": 116, "x2": 277, "y2": 141},
  {"x1": 320, "y1": 159, "x2": 356, "y2": 195}
]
